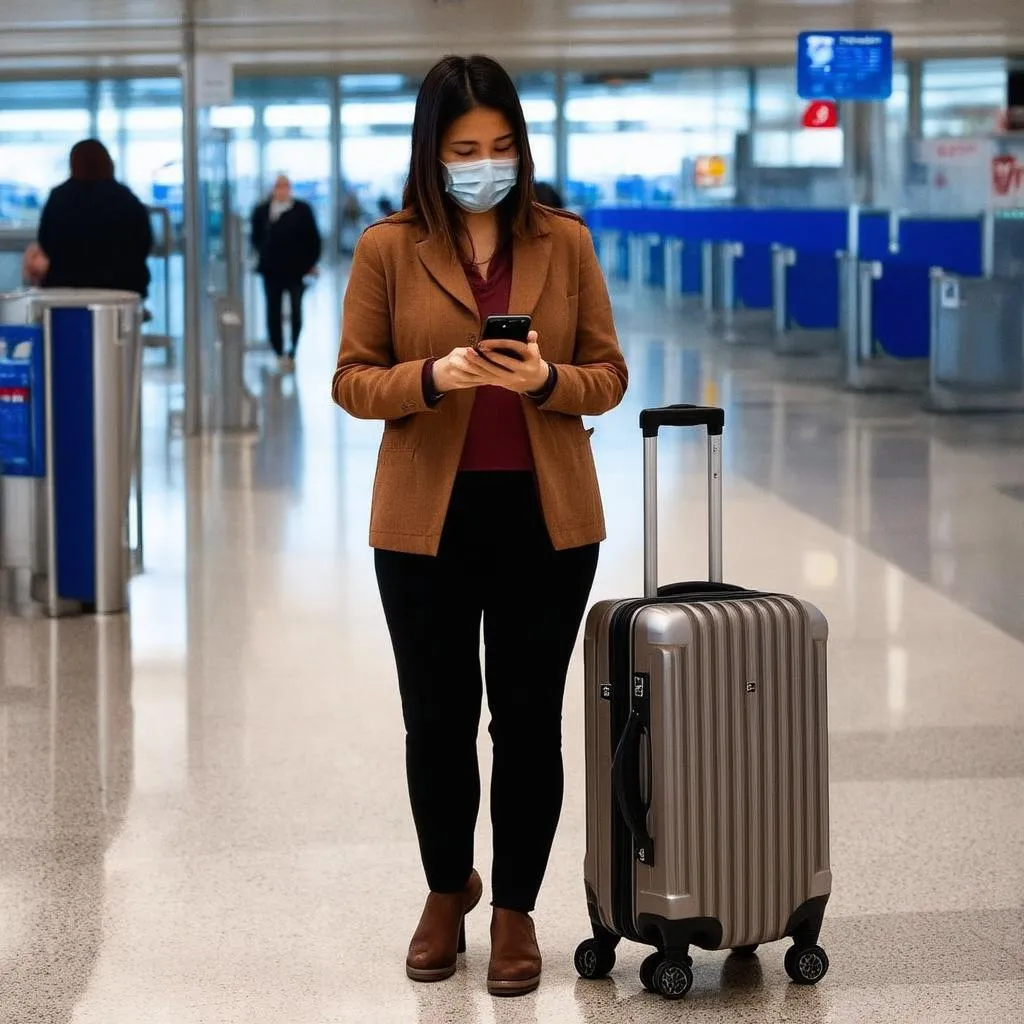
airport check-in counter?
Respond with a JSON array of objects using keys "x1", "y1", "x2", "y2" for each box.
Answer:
[
  {"x1": 588, "y1": 205, "x2": 1024, "y2": 412},
  {"x1": 0, "y1": 289, "x2": 143, "y2": 616}
]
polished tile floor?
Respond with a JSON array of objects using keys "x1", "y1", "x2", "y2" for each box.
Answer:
[{"x1": 1, "y1": 272, "x2": 1022, "y2": 1023}]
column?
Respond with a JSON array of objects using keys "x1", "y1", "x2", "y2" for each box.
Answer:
[
  {"x1": 254, "y1": 98, "x2": 269, "y2": 196},
  {"x1": 554, "y1": 71, "x2": 568, "y2": 202},
  {"x1": 329, "y1": 75, "x2": 342, "y2": 259},
  {"x1": 905, "y1": 60, "x2": 924, "y2": 187},
  {"x1": 181, "y1": 2, "x2": 203, "y2": 436},
  {"x1": 114, "y1": 80, "x2": 130, "y2": 176},
  {"x1": 906, "y1": 61, "x2": 924, "y2": 141},
  {"x1": 842, "y1": 102, "x2": 887, "y2": 207},
  {"x1": 87, "y1": 80, "x2": 101, "y2": 139}
]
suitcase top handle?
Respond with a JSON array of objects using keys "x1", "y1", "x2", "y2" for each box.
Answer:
[
  {"x1": 640, "y1": 405, "x2": 725, "y2": 594},
  {"x1": 640, "y1": 404, "x2": 724, "y2": 439}
]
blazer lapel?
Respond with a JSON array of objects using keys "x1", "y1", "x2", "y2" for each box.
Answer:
[
  {"x1": 509, "y1": 230, "x2": 553, "y2": 318},
  {"x1": 416, "y1": 235, "x2": 478, "y2": 318}
]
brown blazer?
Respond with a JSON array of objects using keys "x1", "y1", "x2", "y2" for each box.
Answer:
[{"x1": 332, "y1": 206, "x2": 628, "y2": 556}]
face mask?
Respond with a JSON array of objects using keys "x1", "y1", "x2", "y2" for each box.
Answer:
[{"x1": 443, "y1": 157, "x2": 519, "y2": 214}]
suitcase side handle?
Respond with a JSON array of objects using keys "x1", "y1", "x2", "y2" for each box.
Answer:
[
  {"x1": 641, "y1": 405, "x2": 725, "y2": 597},
  {"x1": 611, "y1": 709, "x2": 655, "y2": 866}
]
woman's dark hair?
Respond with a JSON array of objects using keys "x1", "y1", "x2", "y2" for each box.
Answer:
[
  {"x1": 69, "y1": 139, "x2": 115, "y2": 182},
  {"x1": 403, "y1": 55, "x2": 536, "y2": 254}
]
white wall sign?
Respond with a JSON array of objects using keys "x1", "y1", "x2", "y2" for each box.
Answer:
[{"x1": 194, "y1": 56, "x2": 234, "y2": 108}]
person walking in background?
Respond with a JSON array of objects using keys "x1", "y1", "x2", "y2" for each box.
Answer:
[
  {"x1": 251, "y1": 175, "x2": 322, "y2": 372},
  {"x1": 332, "y1": 54, "x2": 627, "y2": 997},
  {"x1": 34, "y1": 139, "x2": 153, "y2": 298},
  {"x1": 533, "y1": 181, "x2": 564, "y2": 208}
]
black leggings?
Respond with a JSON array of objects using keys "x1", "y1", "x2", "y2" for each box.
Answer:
[
  {"x1": 263, "y1": 278, "x2": 305, "y2": 357},
  {"x1": 374, "y1": 471, "x2": 599, "y2": 913}
]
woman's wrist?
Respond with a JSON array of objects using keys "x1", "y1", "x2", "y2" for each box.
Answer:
[
  {"x1": 423, "y1": 357, "x2": 445, "y2": 405},
  {"x1": 430, "y1": 357, "x2": 450, "y2": 394},
  {"x1": 526, "y1": 361, "x2": 556, "y2": 400}
]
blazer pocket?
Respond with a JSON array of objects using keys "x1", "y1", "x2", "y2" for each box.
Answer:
[
  {"x1": 567, "y1": 293, "x2": 580, "y2": 330},
  {"x1": 380, "y1": 420, "x2": 417, "y2": 453}
]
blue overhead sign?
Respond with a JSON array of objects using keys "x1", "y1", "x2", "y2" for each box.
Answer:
[{"x1": 797, "y1": 31, "x2": 894, "y2": 101}]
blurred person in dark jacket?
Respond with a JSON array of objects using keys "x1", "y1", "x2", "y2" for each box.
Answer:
[
  {"x1": 251, "y1": 175, "x2": 322, "y2": 371},
  {"x1": 533, "y1": 181, "x2": 564, "y2": 208},
  {"x1": 36, "y1": 139, "x2": 153, "y2": 298}
]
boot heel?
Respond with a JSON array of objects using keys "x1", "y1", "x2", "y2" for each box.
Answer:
[{"x1": 457, "y1": 919, "x2": 467, "y2": 954}]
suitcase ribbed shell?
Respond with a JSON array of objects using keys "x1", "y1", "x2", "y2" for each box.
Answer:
[{"x1": 583, "y1": 593, "x2": 831, "y2": 951}]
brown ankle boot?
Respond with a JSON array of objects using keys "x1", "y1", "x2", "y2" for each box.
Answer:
[
  {"x1": 487, "y1": 908, "x2": 542, "y2": 996},
  {"x1": 405, "y1": 870, "x2": 483, "y2": 982}
]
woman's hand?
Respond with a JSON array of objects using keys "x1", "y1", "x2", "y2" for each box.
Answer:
[
  {"x1": 475, "y1": 332, "x2": 550, "y2": 395},
  {"x1": 432, "y1": 346, "x2": 503, "y2": 393}
]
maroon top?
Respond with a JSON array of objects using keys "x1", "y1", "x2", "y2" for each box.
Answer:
[
  {"x1": 420, "y1": 244, "x2": 557, "y2": 470},
  {"x1": 457, "y1": 246, "x2": 535, "y2": 471}
]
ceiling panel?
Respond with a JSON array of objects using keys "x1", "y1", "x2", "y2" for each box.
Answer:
[{"x1": 0, "y1": 0, "x2": 1021, "y2": 71}]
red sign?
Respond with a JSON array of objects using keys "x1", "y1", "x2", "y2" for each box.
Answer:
[
  {"x1": 802, "y1": 100, "x2": 839, "y2": 129},
  {"x1": 933, "y1": 140, "x2": 984, "y2": 161},
  {"x1": 992, "y1": 154, "x2": 1024, "y2": 197}
]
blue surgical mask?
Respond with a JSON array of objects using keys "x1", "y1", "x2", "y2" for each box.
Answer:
[{"x1": 443, "y1": 157, "x2": 519, "y2": 214}]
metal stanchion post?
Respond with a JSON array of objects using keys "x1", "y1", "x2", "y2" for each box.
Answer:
[
  {"x1": 133, "y1": 417, "x2": 143, "y2": 574},
  {"x1": 599, "y1": 231, "x2": 621, "y2": 282},
  {"x1": 772, "y1": 244, "x2": 792, "y2": 336},
  {"x1": 663, "y1": 238, "x2": 683, "y2": 309},
  {"x1": 722, "y1": 243, "x2": 738, "y2": 331},
  {"x1": 928, "y1": 267, "x2": 944, "y2": 400},
  {"x1": 702, "y1": 241, "x2": 716, "y2": 315},
  {"x1": 214, "y1": 296, "x2": 259, "y2": 433},
  {"x1": 629, "y1": 234, "x2": 645, "y2": 293},
  {"x1": 857, "y1": 261, "x2": 881, "y2": 363},
  {"x1": 143, "y1": 206, "x2": 175, "y2": 368}
]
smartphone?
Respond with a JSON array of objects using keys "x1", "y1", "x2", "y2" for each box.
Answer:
[{"x1": 479, "y1": 315, "x2": 532, "y2": 361}]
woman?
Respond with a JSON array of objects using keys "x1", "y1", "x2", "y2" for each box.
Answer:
[
  {"x1": 36, "y1": 139, "x2": 152, "y2": 298},
  {"x1": 332, "y1": 55, "x2": 627, "y2": 997}
]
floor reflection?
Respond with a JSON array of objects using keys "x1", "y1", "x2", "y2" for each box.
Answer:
[{"x1": 0, "y1": 616, "x2": 133, "y2": 1024}]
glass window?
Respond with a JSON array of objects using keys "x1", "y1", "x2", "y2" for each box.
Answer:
[
  {"x1": 340, "y1": 74, "x2": 420, "y2": 247},
  {"x1": 565, "y1": 69, "x2": 750, "y2": 208},
  {"x1": 255, "y1": 77, "x2": 333, "y2": 233},
  {"x1": 922, "y1": 58, "x2": 1007, "y2": 137},
  {"x1": 0, "y1": 81, "x2": 93, "y2": 226},
  {"x1": 752, "y1": 66, "x2": 843, "y2": 168},
  {"x1": 516, "y1": 72, "x2": 558, "y2": 185},
  {"x1": 120, "y1": 80, "x2": 185, "y2": 210}
]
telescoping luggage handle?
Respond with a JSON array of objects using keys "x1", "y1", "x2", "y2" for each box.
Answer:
[{"x1": 639, "y1": 405, "x2": 725, "y2": 598}]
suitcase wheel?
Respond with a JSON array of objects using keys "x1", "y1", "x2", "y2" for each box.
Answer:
[
  {"x1": 639, "y1": 952, "x2": 664, "y2": 992},
  {"x1": 652, "y1": 958, "x2": 693, "y2": 1000},
  {"x1": 573, "y1": 938, "x2": 616, "y2": 980},
  {"x1": 784, "y1": 944, "x2": 830, "y2": 985}
]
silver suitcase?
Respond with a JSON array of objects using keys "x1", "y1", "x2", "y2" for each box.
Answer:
[{"x1": 573, "y1": 405, "x2": 832, "y2": 1000}]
